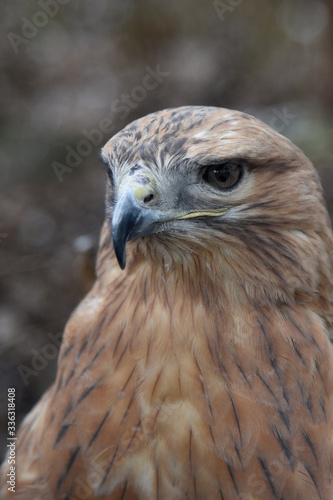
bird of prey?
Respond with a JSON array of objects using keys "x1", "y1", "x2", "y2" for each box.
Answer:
[{"x1": 1, "y1": 106, "x2": 333, "y2": 500}]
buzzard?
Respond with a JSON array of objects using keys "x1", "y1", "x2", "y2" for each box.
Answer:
[{"x1": 1, "y1": 106, "x2": 333, "y2": 499}]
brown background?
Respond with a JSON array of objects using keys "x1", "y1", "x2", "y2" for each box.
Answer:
[{"x1": 1, "y1": 0, "x2": 333, "y2": 459}]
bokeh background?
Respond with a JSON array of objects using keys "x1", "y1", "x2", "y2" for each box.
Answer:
[{"x1": 1, "y1": 0, "x2": 333, "y2": 459}]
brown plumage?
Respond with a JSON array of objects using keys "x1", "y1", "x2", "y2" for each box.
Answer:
[{"x1": 1, "y1": 106, "x2": 333, "y2": 499}]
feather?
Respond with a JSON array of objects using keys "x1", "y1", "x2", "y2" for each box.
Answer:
[{"x1": 2, "y1": 106, "x2": 333, "y2": 499}]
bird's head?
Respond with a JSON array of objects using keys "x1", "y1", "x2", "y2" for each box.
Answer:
[{"x1": 101, "y1": 106, "x2": 333, "y2": 310}]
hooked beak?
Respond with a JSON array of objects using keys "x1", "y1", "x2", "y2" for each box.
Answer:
[
  {"x1": 111, "y1": 179, "x2": 228, "y2": 270},
  {"x1": 111, "y1": 190, "x2": 159, "y2": 270}
]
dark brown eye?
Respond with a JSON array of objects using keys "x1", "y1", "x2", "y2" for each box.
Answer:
[{"x1": 203, "y1": 161, "x2": 243, "y2": 189}]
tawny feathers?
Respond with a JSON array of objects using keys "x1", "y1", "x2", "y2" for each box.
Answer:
[{"x1": 1, "y1": 106, "x2": 333, "y2": 499}]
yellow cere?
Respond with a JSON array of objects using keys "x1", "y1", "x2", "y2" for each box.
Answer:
[{"x1": 134, "y1": 186, "x2": 152, "y2": 201}]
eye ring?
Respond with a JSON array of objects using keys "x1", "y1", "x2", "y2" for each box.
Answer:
[{"x1": 202, "y1": 161, "x2": 244, "y2": 190}]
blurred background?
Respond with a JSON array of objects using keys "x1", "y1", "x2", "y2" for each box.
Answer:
[{"x1": 1, "y1": 0, "x2": 333, "y2": 459}]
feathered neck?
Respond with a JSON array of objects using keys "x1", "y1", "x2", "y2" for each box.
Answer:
[{"x1": 95, "y1": 219, "x2": 333, "y2": 333}]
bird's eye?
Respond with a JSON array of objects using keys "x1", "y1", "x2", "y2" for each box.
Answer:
[{"x1": 203, "y1": 161, "x2": 243, "y2": 189}]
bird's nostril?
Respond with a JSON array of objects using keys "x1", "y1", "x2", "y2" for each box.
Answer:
[{"x1": 143, "y1": 193, "x2": 154, "y2": 204}]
